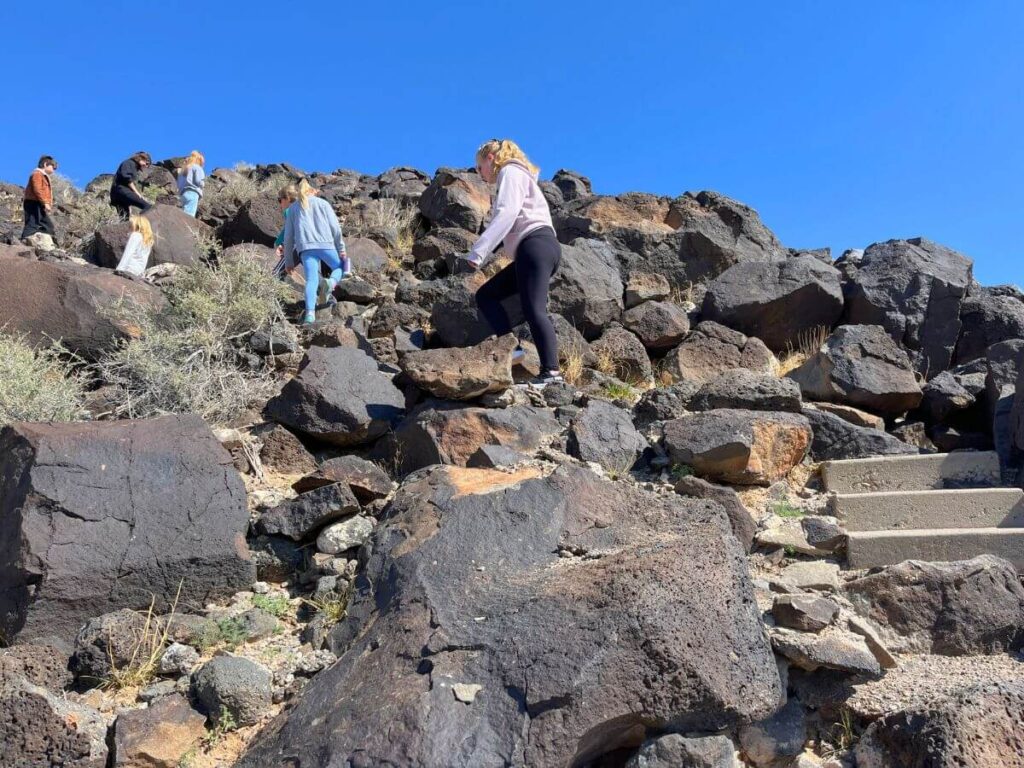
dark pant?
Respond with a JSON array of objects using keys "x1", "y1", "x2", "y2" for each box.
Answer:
[
  {"x1": 475, "y1": 227, "x2": 562, "y2": 371},
  {"x1": 110, "y1": 185, "x2": 152, "y2": 220},
  {"x1": 21, "y1": 200, "x2": 55, "y2": 239}
]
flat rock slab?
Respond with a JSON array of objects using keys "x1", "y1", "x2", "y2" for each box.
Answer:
[
  {"x1": 847, "y1": 528, "x2": 1024, "y2": 571},
  {"x1": 400, "y1": 335, "x2": 517, "y2": 400},
  {"x1": 821, "y1": 451, "x2": 1002, "y2": 494},
  {"x1": 239, "y1": 464, "x2": 782, "y2": 768},
  {"x1": 834, "y1": 488, "x2": 1024, "y2": 531},
  {"x1": 0, "y1": 415, "x2": 255, "y2": 647}
]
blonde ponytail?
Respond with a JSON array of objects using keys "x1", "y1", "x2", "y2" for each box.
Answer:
[
  {"x1": 130, "y1": 215, "x2": 155, "y2": 247},
  {"x1": 296, "y1": 178, "x2": 315, "y2": 210},
  {"x1": 476, "y1": 138, "x2": 539, "y2": 176}
]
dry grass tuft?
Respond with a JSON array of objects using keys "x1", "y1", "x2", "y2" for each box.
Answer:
[
  {"x1": 776, "y1": 325, "x2": 830, "y2": 377},
  {"x1": 0, "y1": 332, "x2": 88, "y2": 426},
  {"x1": 101, "y1": 586, "x2": 180, "y2": 691}
]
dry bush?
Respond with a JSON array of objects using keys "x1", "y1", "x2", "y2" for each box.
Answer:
[
  {"x1": 560, "y1": 342, "x2": 586, "y2": 386},
  {"x1": 345, "y1": 198, "x2": 418, "y2": 273},
  {"x1": 63, "y1": 196, "x2": 119, "y2": 254},
  {"x1": 595, "y1": 347, "x2": 617, "y2": 376},
  {"x1": 95, "y1": 252, "x2": 288, "y2": 423},
  {"x1": 201, "y1": 172, "x2": 289, "y2": 215},
  {"x1": 776, "y1": 325, "x2": 830, "y2": 377},
  {"x1": 49, "y1": 172, "x2": 81, "y2": 205},
  {"x1": 0, "y1": 332, "x2": 87, "y2": 425},
  {"x1": 102, "y1": 587, "x2": 180, "y2": 691}
]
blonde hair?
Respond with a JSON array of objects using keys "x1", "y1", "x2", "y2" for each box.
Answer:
[
  {"x1": 476, "y1": 139, "x2": 539, "y2": 176},
  {"x1": 295, "y1": 178, "x2": 315, "y2": 210},
  {"x1": 130, "y1": 215, "x2": 154, "y2": 247},
  {"x1": 183, "y1": 150, "x2": 205, "y2": 169},
  {"x1": 278, "y1": 183, "x2": 298, "y2": 204}
]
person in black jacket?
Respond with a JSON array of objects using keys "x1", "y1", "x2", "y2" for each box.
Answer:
[{"x1": 110, "y1": 151, "x2": 154, "y2": 219}]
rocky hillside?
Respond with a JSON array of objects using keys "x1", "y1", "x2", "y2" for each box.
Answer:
[{"x1": 1, "y1": 160, "x2": 1023, "y2": 768}]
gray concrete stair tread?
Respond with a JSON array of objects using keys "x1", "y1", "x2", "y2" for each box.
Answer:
[
  {"x1": 847, "y1": 528, "x2": 1024, "y2": 570},
  {"x1": 835, "y1": 487, "x2": 1024, "y2": 532},
  {"x1": 822, "y1": 451, "x2": 1001, "y2": 494}
]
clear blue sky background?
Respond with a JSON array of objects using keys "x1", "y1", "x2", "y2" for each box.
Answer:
[{"x1": 4, "y1": 1, "x2": 1021, "y2": 285}]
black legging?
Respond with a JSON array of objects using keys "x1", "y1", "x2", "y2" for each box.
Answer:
[
  {"x1": 110, "y1": 185, "x2": 152, "y2": 220},
  {"x1": 475, "y1": 227, "x2": 561, "y2": 371}
]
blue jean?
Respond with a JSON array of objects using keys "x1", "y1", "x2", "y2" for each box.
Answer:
[
  {"x1": 181, "y1": 190, "x2": 200, "y2": 217},
  {"x1": 301, "y1": 248, "x2": 343, "y2": 314}
]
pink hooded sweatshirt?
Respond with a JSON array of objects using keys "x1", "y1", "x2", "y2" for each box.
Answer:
[{"x1": 467, "y1": 160, "x2": 553, "y2": 267}]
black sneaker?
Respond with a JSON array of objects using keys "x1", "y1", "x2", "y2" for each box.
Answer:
[{"x1": 520, "y1": 372, "x2": 564, "y2": 390}]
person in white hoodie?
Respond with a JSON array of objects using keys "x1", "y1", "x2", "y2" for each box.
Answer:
[
  {"x1": 463, "y1": 139, "x2": 562, "y2": 388},
  {"x1": 115, "y1": 215, "x2": 155, "y2": 278}
]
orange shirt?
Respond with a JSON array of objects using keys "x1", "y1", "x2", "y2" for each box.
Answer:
[{"x1": 24, "y1": 169, "x2": 53, "y2": 206}]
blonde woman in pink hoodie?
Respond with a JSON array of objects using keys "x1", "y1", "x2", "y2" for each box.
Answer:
[{"x1": 463, "y1": 139, "x2": 563, "y2": 389}]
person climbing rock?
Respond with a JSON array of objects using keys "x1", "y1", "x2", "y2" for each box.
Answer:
[
  {"x1": 114, "y1": 214, "x2": 155, "y2": 278},
  {"x1": 462, "y1": 138, "x2": 563, "y2": 389},
  {"x1": 177, "y1": 150, "x2": 206, "y2": 217},
  {"x1": 279, "y1": 179, "x2": 351, "y2": 324},
  {"x1": 21, "y1": 155, "x2": 58, "y2": 241},
  {"x1": 110, "y1": 151, "x2": 154, "y2": 220}
]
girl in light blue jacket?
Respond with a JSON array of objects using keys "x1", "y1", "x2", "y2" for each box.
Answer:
[{"x1": 280, "y1": 179, "x2": 351, "y2": 324}]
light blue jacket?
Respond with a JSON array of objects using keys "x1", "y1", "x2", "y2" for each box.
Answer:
[
  {"x1": 177, "y1": 164, "x2": 205, "y2": 196},
  {"x1": 282, "y1": 196, "x2": 346, "y2": 269}
]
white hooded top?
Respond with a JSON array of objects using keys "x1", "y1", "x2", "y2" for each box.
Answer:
[{"x1": 467, "y1": 161, "x2": 553, "y2": 266}]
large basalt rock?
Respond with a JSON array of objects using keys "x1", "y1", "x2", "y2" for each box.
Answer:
[
  {"x1": 0, "y1": 254, "x2": 164, "y2": 360},
  {"x1": 217, "y1": 190, "x2": 283, "y2": 247},
  {"x1": 239, "y1": 465, "x2": 782, "y2": 768},
  {"x1": 621, "y1": 300, "x2": 690, "y2": 351},
  {"x1": 801, "y1": 407, "x2": 918, "y2": 461},
  {"x1": 93, "y1": 203, "x2": 213, "y2": 268},
  {"x1": 954, "y1": 288, "x2": 1024, "y2": 366},
  {"x1": 111, "y1": 693, "x2": 206, "y2": 768},
  {"x1": 702, "y1": 256, "x2": 843, "y2": 352},
  {"x1": 377, "y1": 166, "x2": 431, "y2": 204},
  {"x1": 389, "y1": 401, "x2": 561, "y2": 474},
  {"x1": 567, "y1": 399, "x2": 648, "y2": 472},
  {"x1": 400, "y1": 335, "x2": 517, "y2": 400},
  {"x1": 855, "y1": 681, "x2": 1024, "y2": 768},
  {"x1": 0, "y1": 675, "x2": 108, "y2": 767},
  {"x1": 674, "y1": 476, "x2": 757, "y2": 552},
  {"x1": 418, "y1": 168, "x2": 493, "y2": 231},
  {"x1": 590, "y1": 324, "x2": 653, "y2": 382},
  {"x1": 554, "y1": 194, "x2": 677, "y2": 271},
  {"x1": 788, "y1": 325, "x2": 923, "y2": 416},
  {"x1": 671, "y1": 191, "x2": 786, "y2": 283},
  {"x1": 549, "y1": 239, "x2": 625, "y2": 339},
  {"x1": 265, "y1": 346, "x2": 405, "y2": 447},
  {"x1": 429, "y1": 272, "x2": 507, "y2": 347},
  {"x1": 0, "y1": 415, "x2": 255, "y2": 647},
  {"x1": 843, "y1": 237, "x2": 972, "y2": 377},
  {"x1": 690, "y1": 369, "x2": 801, "y2": 413},
  {"x1": 661, "y1": 322, "x2": 776, "y2": 385},
  {"x1": 662, "y1": 409, "x2": 811, "y2": 485},
  {"x1": 844, "y1": 556, "x2": 1024, "y2": 655}
]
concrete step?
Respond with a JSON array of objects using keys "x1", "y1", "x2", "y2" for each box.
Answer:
[
  {"x1": 847, "y1": 528, "x2": 1024, "y2": 570},
  {"x1": 835, "y1": 487, "x2": 1024, "y2": 532},
  {"x1": 821, "y1": 451, "x2": 1001, "y2": 494}
]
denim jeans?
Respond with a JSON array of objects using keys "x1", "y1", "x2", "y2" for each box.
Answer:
[
  {"x1": 300, "y1": 248, "x2": 343, "y2": 314},
  {"x1": 181, "y1": 190, "x2": 200, "y2": 217}
]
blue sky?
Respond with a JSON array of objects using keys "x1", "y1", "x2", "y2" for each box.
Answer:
[{"x1": 4, "y1": 1, "x2": 1021, "y2": 285}]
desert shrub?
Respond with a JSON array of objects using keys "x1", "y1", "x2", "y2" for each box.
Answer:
[
  {"x1": 0, "y1": 332, "x2": 87, "y2": 425},
  {"x1": 776, "y1": 325, "x2": 830, "y2": 377},
  {"x1": 63, "y1": 195, "x2": 119, "y2": 255},
  {"x1": 201, "y1": 171, "x2": 289, "y2": 215},
  {"x1": 95, "y1": 251, "x2": 288, "y2": 423}
]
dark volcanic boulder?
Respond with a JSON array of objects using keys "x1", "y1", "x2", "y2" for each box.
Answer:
[
  {"x1": 662, "y1": 409, "x2": 811, "y2": 485},
  {"x1": 788, "y1": 325, "x2": 923, "y2": 415},
  {"x1": 377, "y1": 166, "x2": 430, "y2": 204},
  {"x1": 412, "y1": 227, "x2": 477, "y2": 264},
  {"x1": 257, "y1": 483, "x2": 361, "y2": 542},
  {"x1": 621, "y1": 300, "x2": 690, "y2": 351},
  {"x1": 389, "y1": 401, "x2": 561, "y2": 474},
  {"x1": 844, "y1": 555, "x2": 1024, "y2": 655},
  {"x1": 418, "y1": 168, "x2": 493, "y2": 231},
  {"x1": 94, "y1": 203, "x2": 213, "y2": 268},
  {"x1": 802, "y1": 407, "x2": 918, "y2": 461},
  {"x1": 661, "y1": 322, "x2": 776, "y2": 385},
  {"x1": 702, "y1": 256, "x2": 843, "y2": 352},
  {"x1": 567, "y1": 399, "x2": 648, "y2": 472},
  {"x1": 855, "y1": 681, "x2": 1024, "y2": 768},
  {"x1": 670, "y1": 190, "x2": 786, "y2": 284},
  {"x1": 590, "y1": 325, "x2": 653, "y2": 382},
  {"x1": 0, "y1": 254, "x2": 164, "y2": 360},
  {"x1": 347, "y1": 237, "x2": 389, "y2": 274},
  {"x1": 954, "y1": 287, "x2": 1024, "y2": 366},
  {"x1": 293, "y1": 455, "x2": 393, "y2": 501},
  {"x1": 843, "y1": 237, "x2": 972, "y2": 377},
  {"x1": 217, "y1": 190, "x2": 283, "y2": 247},
  {"x1": 239, "y1": 464, "x2": 782, "y2": 768},
  {"x1": 552, "y1": 168, "x2": 593, "y2": 201},
  {"x1": 690, "y1": 369, "x2": 801, "y2": 413},
  {"x1": 0, "y1": 415, "x2": 255, "y2": 647},
  {"x1": 0, "y1": 675, "x2": 108, "y2": 767},
  {"x1": 550, "y1": 239, "x2": 625, "y2": 339},
  {"x1": 674, "y1": 476, "x2": 757, "y2": 552},
  {"x1": 399, "y1": 335, "x2": 517, "y2": 400},
  {"x1": 266, "y1": 346, "x2": 405, "y2": 447},
  {"x1": 429, "y1": 273, "x2": 501, "y2": 348}
]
